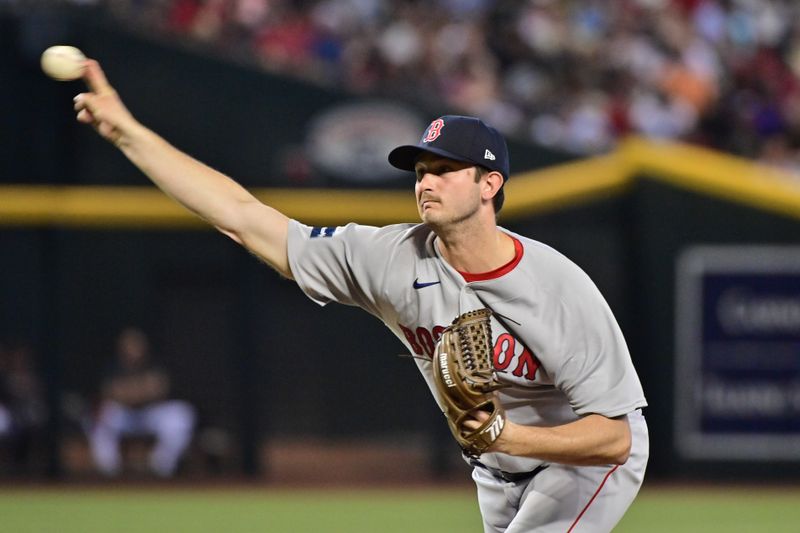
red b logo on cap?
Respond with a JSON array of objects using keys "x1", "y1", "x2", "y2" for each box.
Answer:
[{"x1": 423, "y1": 119, "x2": 445, "y2": 143}]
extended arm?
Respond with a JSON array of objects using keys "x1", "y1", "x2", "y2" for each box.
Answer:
[{"x1": 73, "y1": 60, "x2": 292, "y2": 278}]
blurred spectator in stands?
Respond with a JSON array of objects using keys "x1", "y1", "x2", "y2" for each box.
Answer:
[
  {"x1": 0, "y1": 340, "x2": 47, "y2": 475},
  {"x1": 31, "y1": 0, "x2": 800, "y2": 173},
  {"x1": 88, "y1": 327, "x2": 195, "y2": 477}
]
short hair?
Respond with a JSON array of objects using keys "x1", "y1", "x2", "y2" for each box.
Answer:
[{"x1": 476, "y1": 166, "x2": 505, "y2": 214}]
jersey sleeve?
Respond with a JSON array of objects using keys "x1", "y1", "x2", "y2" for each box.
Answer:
[
  {"x1": 286, "y1": 220, "x2": 393, "y2": 317},
  {"x1": 553, "y1": 272, "x2": 647, "y2": 418}
]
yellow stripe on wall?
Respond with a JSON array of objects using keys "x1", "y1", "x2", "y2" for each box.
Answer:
[
  {"x1": 503, "y1": 152, "x2": 633, "y2": 218},
  {"x1": 618, "y1": 138, "x2": 800, "y2": 220},
  {"x1": 1, "y1": 137, "x2": 799, "y2": 228},
  {"x1": 0, "y1": 186, "x2": 417, "y2": 228}
]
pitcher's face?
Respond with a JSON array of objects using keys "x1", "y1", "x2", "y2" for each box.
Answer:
[{"x1": 414, "y1": 154, "x2": 481, "y2": 228}]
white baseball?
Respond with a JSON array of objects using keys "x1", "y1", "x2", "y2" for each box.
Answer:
[{"x1": 41, "y1": 45, "x2": 87, "y2": 81}]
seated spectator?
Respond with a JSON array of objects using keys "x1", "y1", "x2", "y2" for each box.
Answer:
[{"x1": 88, "y1": 327, "x2": 195, "y2": 477}]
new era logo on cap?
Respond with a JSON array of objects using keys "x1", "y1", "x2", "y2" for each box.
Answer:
[{"x1": 387, "y1": 115, "x2": 510, "y2": 181}]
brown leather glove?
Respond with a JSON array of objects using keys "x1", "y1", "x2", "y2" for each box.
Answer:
[{"x1": 433, "y1": 308, "x2": 506, "y2": 458}]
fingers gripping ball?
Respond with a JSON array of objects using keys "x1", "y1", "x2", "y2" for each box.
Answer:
[
  {"x1": 41, "y1": 46, "x2": 86, "y2": 81},
  {"x1": 433, "y1": 308, "x2": 507, "y2": 458}
]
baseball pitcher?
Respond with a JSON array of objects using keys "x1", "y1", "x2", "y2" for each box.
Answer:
[{"x1": 73, "y1": 59, "x2": 648, "y2": 532}]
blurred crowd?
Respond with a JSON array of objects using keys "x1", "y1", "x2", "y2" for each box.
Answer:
[
  {"x1": 21, "y1": 0, "x2": 800, "y2": 171},
  {"x1": 0, "y1": 329, "x2": 198, "y2": 479}
]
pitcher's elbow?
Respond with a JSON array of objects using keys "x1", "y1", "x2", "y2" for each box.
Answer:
[
  {"x1": 218, "y1": 226, "x2": 244, "y2": 245},
  {"x1": 611, "y1": 436, "x2": 632, "y2": 465}
]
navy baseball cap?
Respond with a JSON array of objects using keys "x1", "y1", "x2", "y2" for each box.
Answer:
[{"x1": 388, "y1": 115, "x2": 510, "y2": 181}]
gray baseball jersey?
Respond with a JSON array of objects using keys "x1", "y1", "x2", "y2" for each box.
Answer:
[{"x1": 287, "y1": 220, "x2": 647, "y2": 478}]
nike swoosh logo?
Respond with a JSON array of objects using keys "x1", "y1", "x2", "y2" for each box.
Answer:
[{"x1": 413, "y1": 278, "x2": 441, "y2": 289}]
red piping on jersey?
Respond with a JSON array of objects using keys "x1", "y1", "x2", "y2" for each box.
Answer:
[
  {"x1": 566, "y1": 465, "x2": 619, "y2": 533},
  {"x1": 458, "y1": 236, "x2": 524, "y2": 282}
]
